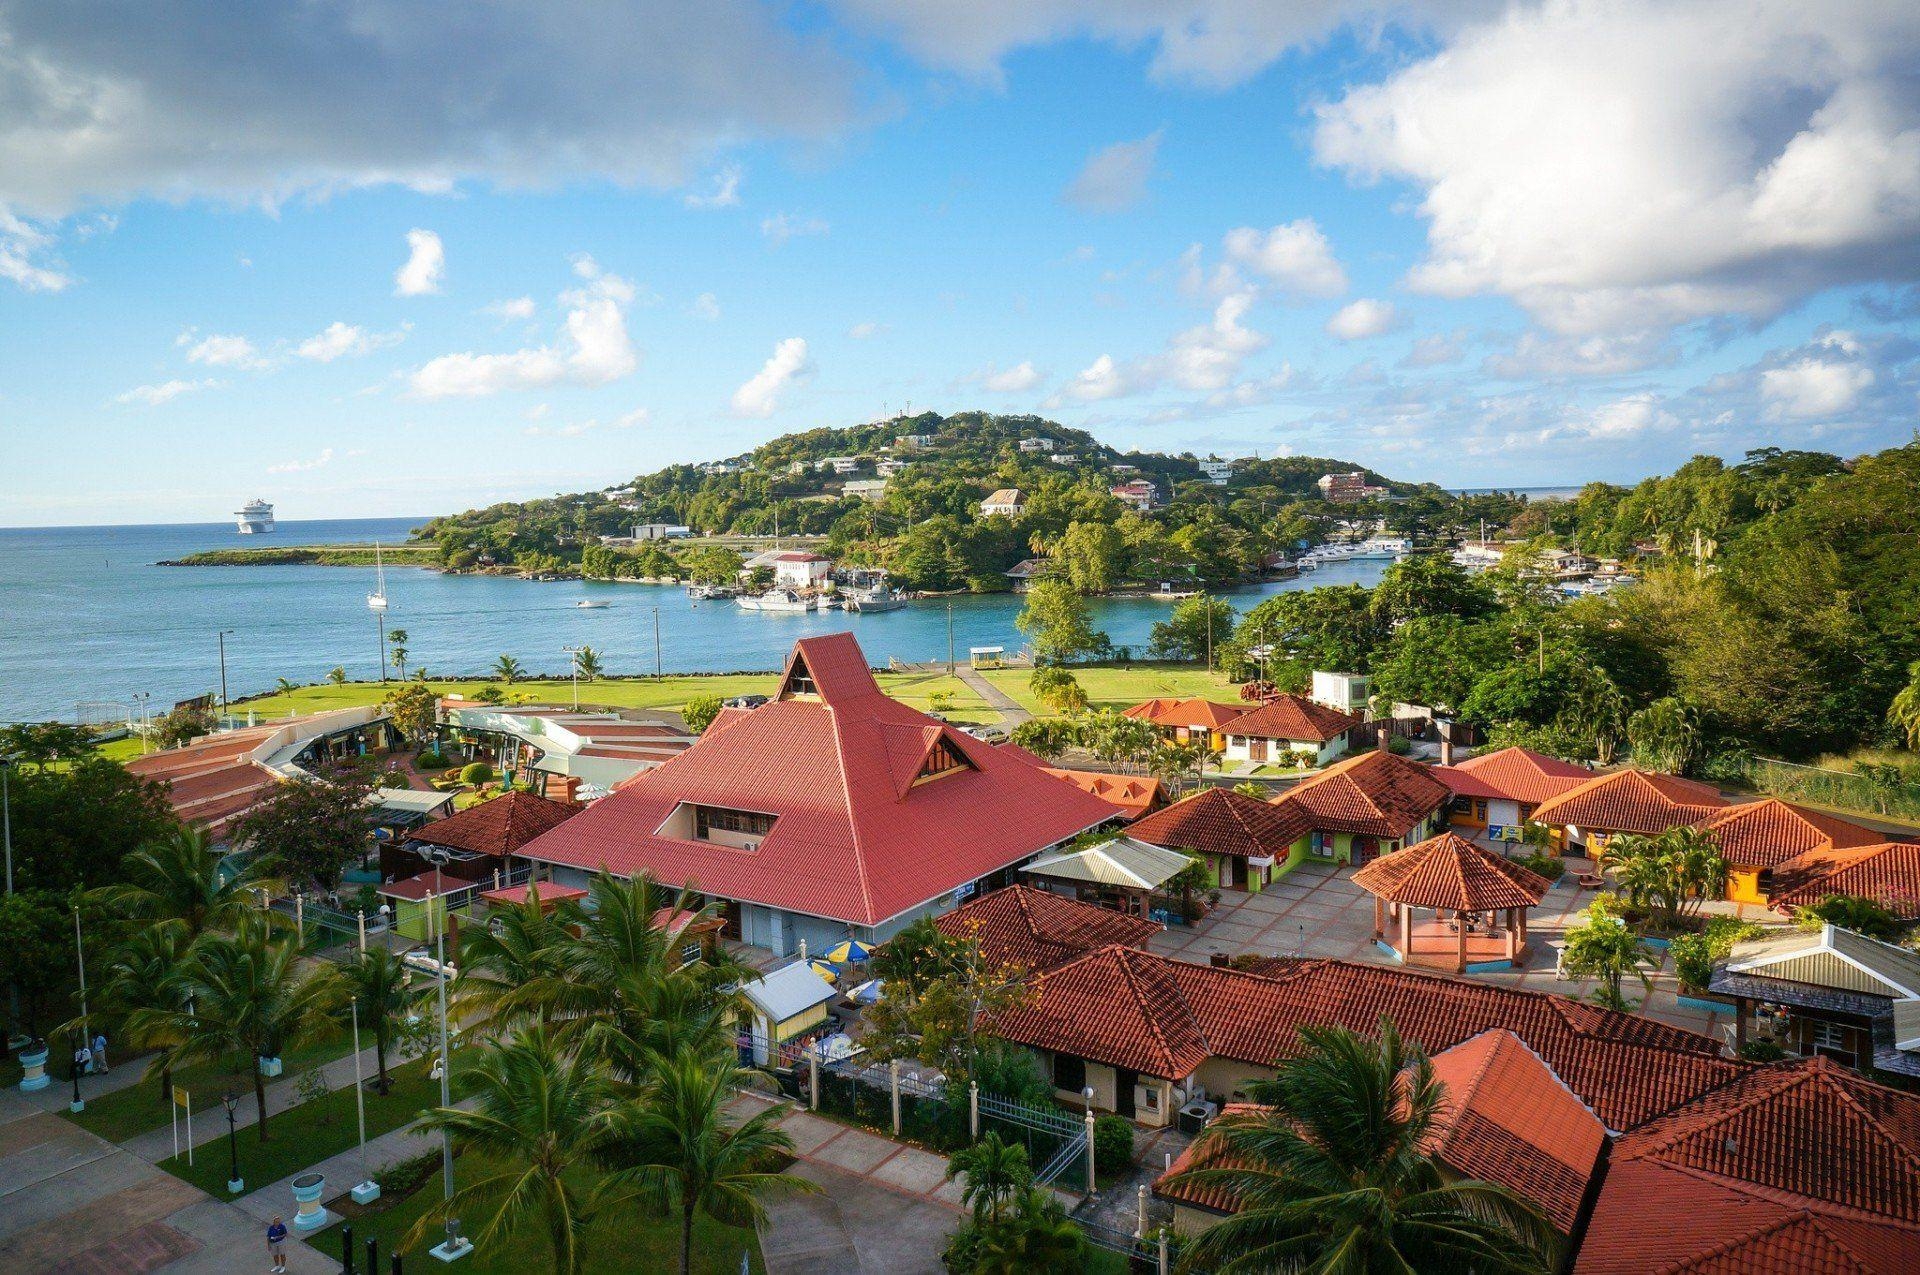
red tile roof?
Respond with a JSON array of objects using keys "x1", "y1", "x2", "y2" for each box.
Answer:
[
  {"x1": 1218, "y1": 693, "x2": 1359, "y2": 743},
  {"x1": 1769, "y1": 842, "x2": 1920, "y2": 918},
  {"x1": 933, "y1": 885, "x2": 1159, "y2": 974},
  {"x1": 407, "y1": 790, "x2": 580, "y2": 859},
  {"x1": 516, "y1": 633, "x2": 1116, "y2": 927},
  {"x1": 1577, "y1": 1059, "x2": 1920, "y2": 1274},
  {"x1": 1699, "y1": 798, "x2": 1885, "y2": 871},
  {"x1": 1432, "y1": 764, "x2": 1509, "y2": 801},
  {"x1": 1530, "y1": 768, "x2": 1729, "y2": 835},
  {"x1": 1122, "y1": 697, "x2": 1184, "y2": 723},
  {"x1": 478, "y1": 880, "x2": 588, "y2": 906},
  {"x1": 1128, "y1": 786, "x2": 1311, "y2": 859},
  {"x1": 1449, "y1": 746, "x2": 1592, "y2": 805},
  {"x1": 1270, "y1": 749, "x2": 1453, "y2": 840},
  {"x1": 1152, "y1": 1102, "x2": 1267, "y2": 1216},
  {"x1": 1351, "y1": 832, "x2": 1552, "y2": 912},
  {"x1": 1040, "y1": 768, "x2": 1164, "y2": 820},
  {"x1": 1424, "y1": 1029, "x2": 1607, "y2": 1232},
  {"x1": 995, "y1": 946, "x2": 1741, "y2": 1128}
]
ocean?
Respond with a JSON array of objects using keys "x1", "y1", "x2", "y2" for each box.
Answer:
[{"x1": 0, "y1": 518, "x2": 1389, "y2": 724}]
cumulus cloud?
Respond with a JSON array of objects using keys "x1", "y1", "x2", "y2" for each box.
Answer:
[
  {"x1": 114, "y1": 378, "x2": 216, "y2": 406},
  {"x1": 731, "y1": 337, "x2": 812, "y2": 416},
  {"x1": 411, "y1": 257, "x2": 639, "y2": 398},
  {"x1": 1482, "y1": 329, "x2": 1675, "y2": 380},
  {"x1": 267, "y1": 447, "x2": 335, "y2": 474},
  {"x1": 761, "y1": 212, "x2": 828, "y2": 245},
  {"x1": 1063, "y1": 130, "x2": 1162, "y2": 212},
  {"x1": 295, "y1": 321, "x2": 407, "y2": 362},
  {"x1": 1326, "y1": 298, "x2": 1398, "y2": 340},
  {"x1": 979, "y1": 361, "x2": 1043, "y2": 393},
  {"x1": 1568, "y1": 394, "x2": 1678, "y2": 440},
  {"x1": 1400, "y1": 330, "x2": 1469, "y2": 369},
  {"x1": 1312, "y1": 1, "x2": 1920, "y2": 333},
  {"x1": 1761, "y1": 333, "x2": 1876, "y2": 418},
  {"x1": 0, "y1": 206, "x2": 70, "y2": 290},
  {"x1": 847, "y1": 321, "x2": 882, "y2": 339},
  {"x1": 178, "y1": 331, "x2": 268, "y2": 370},
  {"x1": 1222, "y1": 220, "x2": 1347, "y2": 298},
  {"x1": 394, "y1": 229, "x2": 444, "y2": 296},
  {"x1": 690, "y1": 292, "x2": 722, "y2": 321},
  {"x1": 0, "y1": 2, "x2": 856, "y2": 219},
  {"x1": 484, "y1": 297, "x2": 536, "y2": 322},
  {"x1": 1052, "y1": 290, "x2": 1268, "y2": 404},
  {"x1": 684, "y1": 164, "x2": 742, "y2": 209}
]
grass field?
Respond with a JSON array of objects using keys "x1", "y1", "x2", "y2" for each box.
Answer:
[
  {"x1": 157, "y1": 1055, "x2": 439, "y2": 1196},
  {"x1": 336, "y1": 1156, "x2": 766, "y2": 1274},
  {"x1": 66, "y1": 1033, "x2": 358, "y2": 1143},
  {"x1": 980, "y1": 662, "x2": 1241, "y2": 715}
]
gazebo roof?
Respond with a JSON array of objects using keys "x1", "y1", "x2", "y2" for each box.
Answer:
[
  {"x1": 1024, "y1": 836, "x2": 1195, "y2": 891},
  {"x1": 1351, "y1": 832, "x2": 1552, "y2": 912}
]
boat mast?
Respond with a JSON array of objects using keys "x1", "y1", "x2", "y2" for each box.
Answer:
[{"x1": 369, "y1": 543, "x2": 389, "y2": 682}]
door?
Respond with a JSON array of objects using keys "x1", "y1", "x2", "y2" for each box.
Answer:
[
  {"x1": 719, "y1": 898, "x2": 743, "y2": 940},
  {"x1": 1115, "y1": 1068, "x2": 1138, "y2": 1118},
  {"x1": 1250, "y1": 738, "x2": 1268, "y2": 762}
]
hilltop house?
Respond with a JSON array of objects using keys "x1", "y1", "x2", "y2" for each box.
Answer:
[
  {"x1": 1110, "y1": 479, "x2": 1159, "y2": 511},
  {"x1": 518, "y1": 634, "x2": 1116, "y2": 957},
  {"x1": 842, "y1": 478, "x2": 888, "y2": 501},
  {"x1": 980, "y1": 488, "x2": 1025, "y2": 517},
  {"x1": 1218, "y1": 693, "x2": 1359, "y2": 766}
]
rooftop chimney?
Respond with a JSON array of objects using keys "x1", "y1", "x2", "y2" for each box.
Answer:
[
  {"x1": 1210, "y1": 952, "x2": 1231, "y2": 969},
  {"x1": 1376, "y1": 723, "x2": 1392, "y2": 753}
]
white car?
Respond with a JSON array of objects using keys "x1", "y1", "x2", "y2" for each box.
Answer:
[{"x1": 962, "y1": 724, "x2": 1009, "y2": 743}]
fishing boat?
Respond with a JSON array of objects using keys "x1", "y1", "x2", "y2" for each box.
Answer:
[
  {"x1": 736, "y1": 589, "x2": 814, "y2": 613},
  {"x1": 846, "y1": 586, "x2": 906, "y2": 613}
]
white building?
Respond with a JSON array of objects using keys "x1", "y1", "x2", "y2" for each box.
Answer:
[
  {"x1": 1110, "y1": 479, "x2": 1158, "y2": 511},
  {"x1": 817, "y1": 456, "x2": 860, "y2": 475},
  {"x1": 633, "y1": 523, "x2": 693, "y2": 540},
  {"x1": 843, "y1": 479, "x2": 888, "y2": 502},
  {"x1": 1198, "y1": 459, "x2": 1235, "y2": 485},
  {"x1": 981, "y1": 488, "x2": 1026, "y2": 517},
  {"x1": 1049, "y1": 453, "x2": 1078, "y2": 465},
  {"x1": 1018, "y1": 437, "x2": 1056, "y2": 453},
  {"x1": 895, "y1": 434, "x2": 936, "y2": 449},
  {"x1": 769, "y1": 552, "x2": 833, "y2": 588},
  {"x1": 875, "y1": 458, "x2": 907, "y2": 477},
  {"x1": 1310, "y1": 671, "x2": 1373, "y2": 717}
]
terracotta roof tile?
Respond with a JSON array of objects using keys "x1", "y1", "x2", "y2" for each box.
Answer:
[
  {"x1": 1351, "y1": 832, "x2": 1553, "y2": 912},
  {"x1": 1219, "y1": 693, "x2": 1359, "y2": 743},
  {"x1": 1769, "y1": 842, "x2": 1920, "y2": 918},
  {"x1": 1450, "y1": 746, "x2": 1593, "y2": 805},
  {"x1": 1040, "y1": 768, "x2": 1163, "y2": 820},
  {"x1": 1700, "y1": 798, "x2": 1885, "y2": 871},
  {"x1": 1152, "y1": 1103, "x2": 1267, "y2": 1215},
  {"x1": 1129, "y1": 786, "x2": 1312, "y2": 859},
  {"x1": 1530, "y1": 768, "x2": 1728, "y2": 835},
  {"x1": 407, "y1": 790, "x2": 580, "y2": 859},
  {"x1": 1270, "y1": 749, "x2": 1453, "y2": 840},
  {"x1": 517, "y1": 633, "x2": 1116, "y2": 926},
  {"x1": 932, "y1": 885, "x2": 1160, "y2": 974}
]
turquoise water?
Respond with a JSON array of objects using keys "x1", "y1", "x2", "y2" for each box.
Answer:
[{"x1": 0, "y1": 518, "x2": 1387, "y2": 722}]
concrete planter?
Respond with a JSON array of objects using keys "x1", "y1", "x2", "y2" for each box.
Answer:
[
  {"x1": 290, "y1": 1172, "x2": 328, "y2": 1230},
  {"x1": 17, "y1": 1046, "x2": 50, "y2": 1092},
  {"x1": 351, "y1": 1180, "x2": 382, "y2": 1205},
  {"x1": 257, "y1": 1056, "x2": 284, "y2": 1078}
]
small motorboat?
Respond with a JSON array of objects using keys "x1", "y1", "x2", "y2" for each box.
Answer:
[{"x1": 575, "y1": 600, "x2": 611, "y2": 609}]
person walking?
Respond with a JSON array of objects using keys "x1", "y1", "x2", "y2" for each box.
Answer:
[
  {"x1": 91, "y1": 1031, "x2": 109, "y2": 1074},
  {"x1": 266, "y1": 1216, "x2": 289, "y2": 1273}
]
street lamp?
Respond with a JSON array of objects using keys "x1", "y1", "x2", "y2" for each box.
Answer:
[
  {"x1": 1, "y1": 752, "x2": 16, "y2": 1039},
  {"x1": 223, "y1": 1091, "x2": 244, "y2": 1193},
  {"x1": 217, "y1": 630, "x2": 235, "y2": 721},
  {"x1": 563, "y1": 646, "x2": 583, "y2": 711},
  {"x1": 68, "y1": 1029, "x2": 83, "y2": 1113}
]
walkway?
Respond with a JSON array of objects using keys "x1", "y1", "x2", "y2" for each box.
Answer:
[
  {"x1": 951, "y1": 664, "x2": 1030, "y2": 728},
  {"x1": 121, "y1": 1041, "x2": 391, "y2": 1164}
]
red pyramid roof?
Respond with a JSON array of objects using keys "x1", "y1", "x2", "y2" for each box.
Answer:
[
  {"x1": 1351, "y1": 832, "x2": 1552, "y2": 911},
  {"x1": 934, "y1": 884, "x2": 1159, "y2": 974},
  {"x1": 1450, "y1": 746, "x2": 1592, "y2": 804},
  {"x1": 1128, "y1": 786, "x2": 1311, "y2": 859},
  {"x1": 1701, "y1": 798, "x2": 1885, "y2": 871},
  {"x1": 1530, "y1": 768, "x2": 1728, "y2": 835},
  {"x1": 1219, "y1": 693, "x2": 1359, "y2": 742},
  {"x1": 1271, "y1": 749, "x2": 1453, "y2": 840},
  {"x1": 1770, "y1": 842, "x2": 1920, "y2": 918},
  {"x1": 408, "y1": 790, "x2": 580, "y2": 859}
]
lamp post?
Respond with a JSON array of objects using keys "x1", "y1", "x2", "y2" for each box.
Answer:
[
  {"x1": 74, "y1": 904, "x2": 89, "y2": 1063},
  {"x1": 68, "y1": 1029, "x2": 83, "y2": 1113},
  {"x1": 223, "y1": 1091, "x2": 244, "y2": 1193},
  {"x1": 217, "y1": 629, "x2": 234, "y2": 721},
  {"x1": 563, "y1": 646, "x2": 582, "y2": 711},
  {"x1": 132, "y1": 693, "x2": 152, "y2": 754},
  {"x1": 426, "y1": 892, "x2": 468, "y2": 1260}
]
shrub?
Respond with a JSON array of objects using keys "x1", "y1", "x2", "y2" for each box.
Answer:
[
  {"x1": 1094, "y1": 1114, "x2": 1134, "y2": 1176},
  {"x1": 1795, "y1": 893, "x2": 1905, "y2": 942},
  {"x1": 1739, "y1": 1040, "x2": 1787, "y2": 1063},
  {"x1": 415, "y1": 749, "x2": 449, "y2": 770},
  {"x1": 682, "y1": 695, "x2": 724, "y2": 734},
  {"x1": 459, "y1": 761, "x2": 495, "y2": 785},
  {"x1": 376, "y1": 770, "x2": 410, "y2": 789},
  {"x1": 376, "y1": 1149, "x2": 442, "y2": 1197},
  {"x1": 1387, "y1": 734, "x2": 1412, "y2": 755},
  {"x1": 1518, "y1": 852, "x2": 1566, "y2": 882},
  {"x1": 474, "y1": 685, "x2": 505, "y2": 705}
]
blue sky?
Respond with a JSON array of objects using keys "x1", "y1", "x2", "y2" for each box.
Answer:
[{"x1": 1, "y1": 2, "x2": 1916, "y2": 526}]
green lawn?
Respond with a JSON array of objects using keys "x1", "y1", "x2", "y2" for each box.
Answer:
[
  {"x1": 157, "y1": 1056, "x2": 440, "y2": 1195},
  {"x1": 981, "y1": 662, "x2": 1241, "y2": 715},
  {"x1": 66, "y1": 1032, "x2": 358, "y2": 1143},
  {"x1": 337, "y1": 1158, "x2": 766, "y2": 1275}
]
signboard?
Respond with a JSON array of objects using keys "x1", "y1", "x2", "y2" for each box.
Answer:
[
  {"x1": 1488, "y1": 824, "x2": 1523, "y2": 843},
  {"x1": 174, "y1": 693, "x2": 214, "y2": 714},
  {"x1": 952, "y1": 882, "x2": 976, "y2": 906}
]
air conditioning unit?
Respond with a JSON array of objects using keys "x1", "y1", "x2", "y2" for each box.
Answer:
[{"x1": 742, "y1": 840, "x2": 759, "y2": 852}]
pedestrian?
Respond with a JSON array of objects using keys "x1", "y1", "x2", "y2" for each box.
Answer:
[
  {"x1": 91, "y1": 1030, "x2": 109, "y2": 1074},
  {"x1": 73, "y1": 1041, "x2": 91, "y2": 1076},
  {"x1": 266, "y1": 1215, "x2": 288, "y2": 1272}
]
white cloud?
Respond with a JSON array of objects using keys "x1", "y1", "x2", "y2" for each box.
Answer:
[
  {"x1": 411, "y1": 258, "x2": 639, "y2": 398},
  {"x1": 1222, "y1": 221, "x2": 1346, "y2": 298},
  {"x1": 526, "y1": 407, "x2": 651, "y2": 438},
  {"x1": 1051, "y1": 290, "x2": 1269, "y2": 404},
  {"x1": 1057, "y1": 354, "x2": 1135, "y2": 403},
  {"x1": 114, "y1": 378, "x2": 215, "y2": 406},
  {"x1": 1761, "y1": 350, "x2": 1876, "y2": 419},
  {"x1": 1326, "y1": 298, "x2": 1398, "y2": 340},
  {"x1": 731, "y1": 337, "x2": 812, "y2": 416},
  {"x1": 684, "y1": 164, "x2": 742, "y2": 209},
  {"x1": 179, "y1": 331, "x2": 268, "y2": 369},
  {"x1": 1400, "y1": 330, "x2": 1468, "y2": 369},
  {"x1": 296, "y1": 321, "x2": 407, "y2": 362},
  {"x1": 394, "y1": 229, "x2": 444, "y2": 296},
  {"x1": 0, "y1": 205, "x2": 70, "y2": 291},
  {"x1": 1571, "y1": 394, "x2": 1677, "y2": 440},
  {"x1": 1312, "y1": 1, "x2": 1920, "y2": 333},
  {"x1": 847, "y1": 321, "x2": 882, "y2": 340},
  {"x1": 1063, "y1": 130, "x2": 1162, "y2": 212},
  {"x1": 1482, "y1": 329, "x2": 1674, "y2": 380},
  {"x1": 761, "y1": 212, "x2": 829, "y2": 245},
  {"x1": 484, "y1": 297, "x2": 536, "y2": 322},
  {"x1": 690, "y1": 292, "x2": 721, "y2": 321},
  {"x1": 980, "y1": 361, "x2": 1043, "y2": 393},
  {"x1": 0, "y1": 4, "x2": 857, "y2": 219},
  {"x1": 267, "y1": 447, "x2": 335, "y2": 474}
]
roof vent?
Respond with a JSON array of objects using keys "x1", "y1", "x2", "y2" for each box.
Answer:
[{"x1": 1722, "y1": 1136, "x2": 1740, "y2": 1156}]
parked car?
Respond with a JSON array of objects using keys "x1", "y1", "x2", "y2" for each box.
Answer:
[
  {"x1": 723, "y1": 694, "x2": 770, "y2": 709},
  {"x1": 962, "y1": 723, "x2": 1008, "y2": 743}
]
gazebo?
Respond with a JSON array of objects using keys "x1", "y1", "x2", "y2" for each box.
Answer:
[{"x1": 1351, "y1": 832, "x2": 1551, "y2": 972}]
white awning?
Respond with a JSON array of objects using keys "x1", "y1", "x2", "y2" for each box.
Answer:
[{"x1": 1024, "y1": 836, "x2": 1192, "y2": 891}]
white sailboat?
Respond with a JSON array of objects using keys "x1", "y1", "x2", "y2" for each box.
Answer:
[{"x1": 368, "y1": 543, "x2": 390, "y2": 679}]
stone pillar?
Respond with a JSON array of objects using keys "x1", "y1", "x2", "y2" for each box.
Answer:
[
  {"x1": 969, "y1": 1080, "x2": 980, "y2": 1141},
  {"x1": 889, "y1": 1059, "x2": 901, "y2": 1136},
  {"x1": 1398, "y1": 902, "x2": 1412, "y2": 959},
  {"x1": 809, "y1": 1048, "x2": 819, "y2": 1112},
  {"x1": 1506, "y1": 909, "x2": 1519, "y2": 965},
  {"x1": 1084, "y1": 1097, "x2": 1098, "y2": 1194},
  {"x1": 1456, "y1": 910, "x2": 1469, "y2": 973},
  {"x1": 1372, "y1": 895, "x2": 1385, "y2": 942}
]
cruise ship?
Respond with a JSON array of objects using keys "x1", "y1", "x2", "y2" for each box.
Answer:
[{"x1": 235, "y1": 499, "x2": 275, "y2": 534}]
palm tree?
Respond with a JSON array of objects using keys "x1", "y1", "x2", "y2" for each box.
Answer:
[
  {"x1": 1605, "y1": 827, "x2": 1727, "y2": 931},
  {"x1": 574, "y1": 646, "x2": 604, "y2": 681},
  {"x1": 91, "y1": 924, "x2": 194, "y2": 1104},
  {"x1": 386, "y1": 628, "x2": 410, "y2": 680},
  {"x1": 945, "y1": 1132, "x2": 1031, "y2": 1224},
  {"x1": 454, "y1": 887, "x2": 579, "y2": 1032},
  {"x1": 126, "y1": 930, "x2": 345, "y2": 1141},
  {"x1": 1170, "y1": 1019, "x2": 1558, "y2": 1274},
  {"x1": 605, "y1": 1046, "x2": 818, "y2": 1275},
  {"x1": 493, "y1": 654, "x2": 524, "y2": 684},
  {"x1": 341, "y1": 946, "x2": 419, "y2": 1094},
  {"x1": 1890, "y1": 661, "x2": 1920, "y2": 750},
  {"x1": 411, "y1": 1027, "x2": 620, "y2": 1275},
  {"x1": 275, "y1": 677, "x2": 297, "y2": 695},
  {"x1": 1560, "y1": 900, "x2": 1657, "y2": 1011},
  {"x1": 970, "y1": 1187, "x2": 1087, "y2": 1273},
  {"x1": 91, "y1": 826, "x2": 259, "y2": 941}
]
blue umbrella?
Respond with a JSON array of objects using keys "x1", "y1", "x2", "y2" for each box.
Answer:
[{"x1": 824, "y1": 939, "x2": 874, "y2": 965}]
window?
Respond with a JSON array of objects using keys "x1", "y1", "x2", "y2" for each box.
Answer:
[
  {"x1": 1143, "y1": 1085, "x2": 1161, "y2": 1112},
  {"x1": 914, "y1": 736, "x2": 976, "y2": 784},
  {"x1": 1054, "y1": 1053, "x2": 1086, "y2": 1095},
  {"x1": 680, "y1": 940, "x2": 703, "y2": 966},
  {"x1": 695, "y1": 806, "x2": 776, "y2": 839},
  {"x1": 1809, "y1": 1020, "x2": 1846, "y2": 1049}
]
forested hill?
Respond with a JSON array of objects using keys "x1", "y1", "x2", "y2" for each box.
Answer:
[{"x1": 411, "y1": 409, "x2": 1435, "y2": 587}]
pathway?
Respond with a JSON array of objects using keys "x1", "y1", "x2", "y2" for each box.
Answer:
[
  {"x1": 121, "y1": 1041, "x2": 394, "y2": 1164},
  {"x1": 951, "y1": 664, "x2": 1030, "y2": 728}
]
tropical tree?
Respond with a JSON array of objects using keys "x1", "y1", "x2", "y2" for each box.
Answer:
[
  {"x1": 327, "y1": 667, "x2": 348, "y2": 685},
  {"x1": 493, "y1": 654, "x2": 524, "y2": 684},
  {"x1": 0, "y1": 890, "x2": 73, "y2": 1036},
  {"x1": 455, "y1": 887, "x2": 579, "y2": 1033},
  {"x1": 1559, "y1": 899, "x2": 1657, "y2": 1011},
  {"x1": 91, "y1": 825, "x2": 258, "y2": 941},
  {"x1": 342, "y1": 945, "x2": 421, "y2": 1093},
  {"x1": 1015, "y1": 578, "x2": 1109, "y2": 664},
  {"x1": 91, "y1": 924, "x2": 194, "y2": 1103},
  {"x1": 1890, "y1": 661, "x2": 1920, "y2": 750},
  {"x1": 1627, "y1": 696, "x2": 1702, "y2": 773},
  {"x1": 233, "y1": 765, "x2": 376, "y2": 896},
  {"x1": 129, "y1": 929, "x2": 346, "y2": 1140},
  {"x1": 1151, "y1": 740, "x2": 1219, "y2": 796},
  {"x1": 606, "y1": 1046, "x2": 818, "y2": 1275},
  {"x1": 681, "y1": 695, "x2": 724, "y2": 734},
  {"x1": 1795, "y1": 893, "x2": 1904, "y2": 942},
  {"x1": 574, "y1": 646, "x2": 605, "y2": 681},
  {"x1": 274, "y1": 677, "x2": 298, "y2": 695},
  {"x1": 410, "y1": 1027, "x2": 621, "y2": 1275},
  {"x1": 386, "y1": 628, "x2": 411, "y2": 680},
  {"x1": 945, "y1": 1132, "x2": 1032, "y2": 1224},
  {"x1": 1170, "y1": 1019, "x2": 1558, "y2": 1275},
  {"x1": 966, "y1": 1187, "x2": 1087, "y2": 1273},
  {"x1": 1605, "y1": 827, "x2": 1728, "y2": 931},
  {"x1": 382, "y1": 681, "x2": 438, "y2": 746},
  {"x1": 1007, "y1": 717, "x2": 1078, "y2": 760}
]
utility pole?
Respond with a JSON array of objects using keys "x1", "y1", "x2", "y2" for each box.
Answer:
[
  {"x1": 946, "y1": 602, "x2": 955, "y2": 676},
  {"x1": 563, "y1": 647, "x2": 582, "y2": 710},
  {"x1": 217, "y1": 629, "x2": 233, "y2": 720},
  {"x1": 1204, "y1": 592, "x2": 1213, "y2": 670},
  {"x1": 2, "y1": 754, "x2": 14, "y2": 1033},
  {"x1": 653, "y1": 606, "x2": 663, "y2": 679}
]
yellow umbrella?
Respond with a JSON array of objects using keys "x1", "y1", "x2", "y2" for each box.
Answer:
[
  {"x1": 808, "y1": 960, "x2": 839, "y2": 984},
  {"x1": 823, "y1": 939, "x2": 874, "y2": 965}
]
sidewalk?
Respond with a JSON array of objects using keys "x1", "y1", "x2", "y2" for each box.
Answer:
[
  {"x1": 952, "y1": 665, "x2": 1030, "y2": 727},
  {"x1": 121, "y1": 1042, "x2": 392, "y2": 1164},
  {"x1": 13, "y1": 1047, "x2": 155, "y2": 1114},
  {"x1": 232, "y1": 1097, "x2": 477, "y2": 1226}
]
